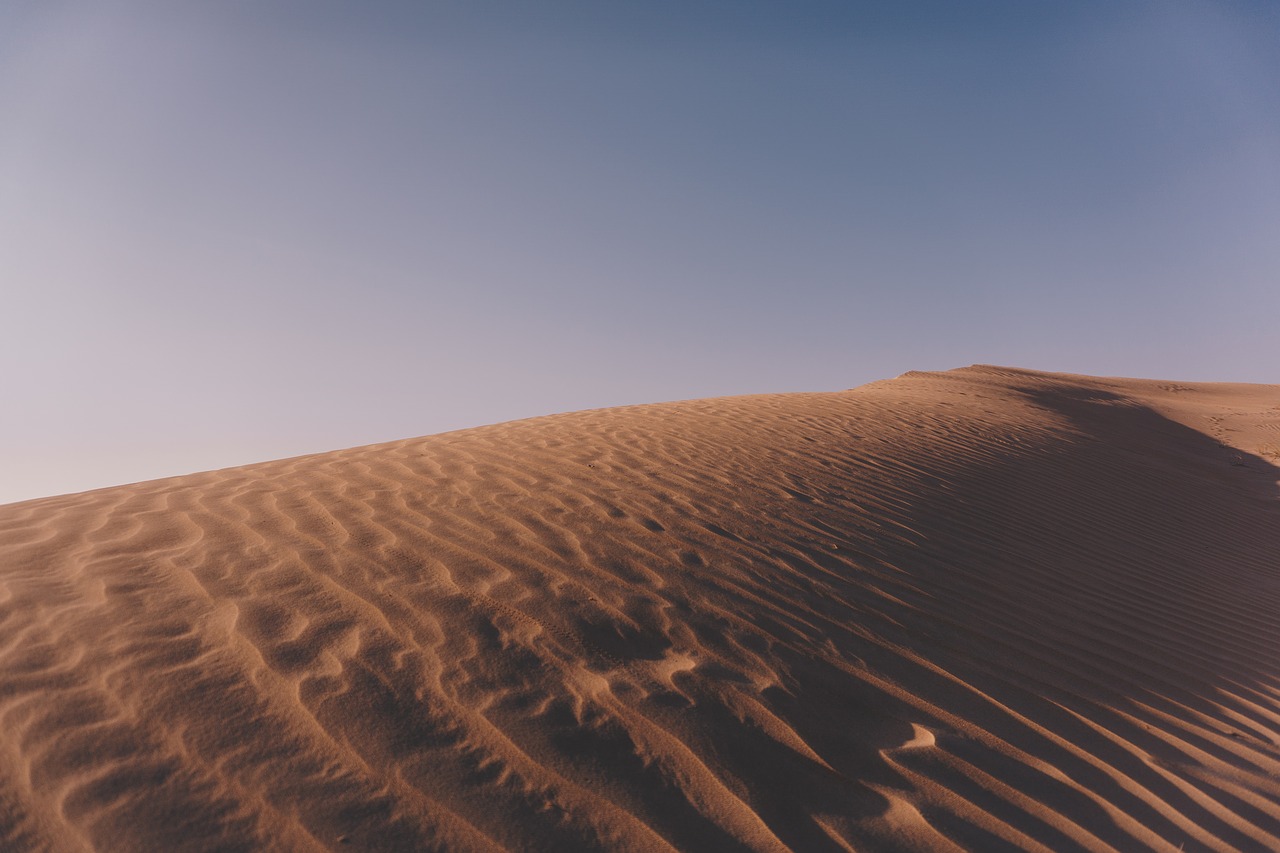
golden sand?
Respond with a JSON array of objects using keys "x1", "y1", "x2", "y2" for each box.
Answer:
[{"x1": 1, "y1": 366, "x2": 1277, "y2": 850}]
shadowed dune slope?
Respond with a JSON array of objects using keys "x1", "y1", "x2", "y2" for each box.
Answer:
[{"x1": 1, "y1": 366, "x2": 1278, "y2": 852}]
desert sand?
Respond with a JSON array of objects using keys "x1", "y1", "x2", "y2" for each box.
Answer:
[{"x1": 0, "y1": 365, "x2": 1277, "y2": 851}]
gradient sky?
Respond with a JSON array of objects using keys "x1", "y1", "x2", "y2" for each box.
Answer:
[{"x1": 2, "y1": 1, "x2": 1278, "y2": 505}]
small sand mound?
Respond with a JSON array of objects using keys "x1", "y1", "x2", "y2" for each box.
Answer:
[{"x1": 1, "y1": 366, "x2": 1277, "y2": 851}]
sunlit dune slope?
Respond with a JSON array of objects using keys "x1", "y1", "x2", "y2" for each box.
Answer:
[{"x1": 1, "y1": 365, "x2": 1278, "y2": 852}]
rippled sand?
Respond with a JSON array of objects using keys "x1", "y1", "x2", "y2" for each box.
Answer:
[{"x1": 1, "y1": 365, "x2": 1277, "y2": 851}]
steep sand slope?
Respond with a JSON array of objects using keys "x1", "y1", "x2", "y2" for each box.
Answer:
[{"x1": 0, "y1": 366, "x2": 1277, "y2": 852}]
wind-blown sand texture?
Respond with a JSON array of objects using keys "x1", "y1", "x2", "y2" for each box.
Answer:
[{"x1": 1, "y1": 365, "x2": 1277, "y2": 852}]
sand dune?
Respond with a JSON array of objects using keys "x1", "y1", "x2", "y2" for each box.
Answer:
[{"x1": 1, "y1": 365, "x2": 1277, "y2": 851}]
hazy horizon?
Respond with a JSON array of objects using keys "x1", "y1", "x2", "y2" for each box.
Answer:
[{"x1": 3, "y1": 0, "x2": 1279, "y2": 505}]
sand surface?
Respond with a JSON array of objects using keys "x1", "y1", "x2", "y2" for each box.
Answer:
[{"x1": 1, "y1": 365, "x2": 1277, "y2": 851}]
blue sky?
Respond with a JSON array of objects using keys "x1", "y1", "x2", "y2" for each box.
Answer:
[{"x1": 2, "y1": 1, "x2": 1278, "y2": 504}]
